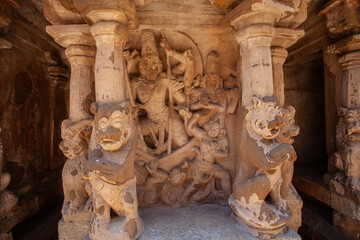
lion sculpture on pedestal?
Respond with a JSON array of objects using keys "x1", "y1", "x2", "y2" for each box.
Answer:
[{"x1": 230, "y1": 96, "x2": 297, "y2": 239}]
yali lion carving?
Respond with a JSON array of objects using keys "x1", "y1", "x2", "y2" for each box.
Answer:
[
  {"x1": 278, "y1": 105, "x2": 302, "y2": 232},
  {"x1": 230, "y1": 96, "x2": 297, "y2": 238},
  {"x1": 59, "y1": 118, "x2": 93, "y2": 222},
  {"x1": 332, "y1": 107, "x2": 360, "y2": 190},
  {"x1": 84, "y1": 102, "x2": 144, "y2": 240}
]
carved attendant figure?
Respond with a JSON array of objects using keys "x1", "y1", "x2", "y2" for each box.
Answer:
[{"x1": 180, "y1": 111, "x2": 231, "y2": 202}]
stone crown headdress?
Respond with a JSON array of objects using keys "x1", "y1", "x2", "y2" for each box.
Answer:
[{"x1": 141, "y1": 30, "x2": 159, "y2": 58}]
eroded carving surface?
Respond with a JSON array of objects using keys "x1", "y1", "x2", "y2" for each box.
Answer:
[
  {"x1": 230, "y1": 96, "x2": 297, "y2": 238},
  {"x1": 332, "y1": 107, "x2": 360, "y2": 190},
  {"x1": 84, "y1": 103, "x2": 144, "y2": 240},
  {"x1": 60, "y1": 119, "x2": 93, "y2": 222},
  {"x1": 130, "y1": 31, "x2": 239, "y2": 208}
]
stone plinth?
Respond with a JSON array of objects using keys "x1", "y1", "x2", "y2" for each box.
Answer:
[{"x1": 58, "y1": 220, "x2": 90, "y2": 240}]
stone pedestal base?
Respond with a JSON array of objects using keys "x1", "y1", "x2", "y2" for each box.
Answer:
[
  {"x1": 329, "y1": 174, "x2": 360, "y2": 222},
  {"x1": 58, "y1": 220, "x2": 90, "y2": 240},
  {"x1": 58, "y1": 204, "x2": 301, "y2": 240}
]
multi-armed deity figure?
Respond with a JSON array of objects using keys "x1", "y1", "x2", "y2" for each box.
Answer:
[
  {"x1": 230, "y1": 96, "x2": 298, "y2": 238},
  {"x1": 131, "y1": 30, "x2": 192, "y2": 155},
  {"x1": 130, "y1": 35, "x2": 239, "y2": 207}
]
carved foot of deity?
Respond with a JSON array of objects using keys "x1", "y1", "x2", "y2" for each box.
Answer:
[
  {"x1": 0, "y1": 190, "x2": 18, "y2": 217},
  {"x1": 229, "y1": 194, "x2": 289, "y2": 239}
]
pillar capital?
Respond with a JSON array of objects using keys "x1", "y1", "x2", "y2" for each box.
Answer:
[
  {"x1": 272, "y1": 28, "x2": 305, "y2": 49},
  {"x1": 327, "y1": 34, "x2": 360, "y2": 55},
  {"x1": 236, "y1": 24, "x2": 276, "y2": 47},
  {"x1": 90, "y1": 21, "x2": 129, "y2": 46},
  {"x1": 46, "y1": 24, "x2": 96, "y2": 48},
  {"x1": 271, "y1": 47, "x2": 288, "y2": 65},
  {"x1": 65, "y1": 45, "x2": 96, "y2": 67},
  {"x1": 73, "y1": 0, "x2": 138, "y2": 28},
  {"x1": 338, "y1": 51, "x2": 360, "y2": 70},
  {"x1": 326, "y1": 35, "x2": 360, "y2": 108},
  {"x1": 223, "y1": 0, "x2": 295, "y2": 31}
]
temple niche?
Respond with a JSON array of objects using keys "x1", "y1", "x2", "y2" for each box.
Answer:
[
  {"x1": 130, "y1": 30, "x2": 239, "y2": 208},
  {"x1": 41, "y1": 0, "x2": 308, "y2": 239}
]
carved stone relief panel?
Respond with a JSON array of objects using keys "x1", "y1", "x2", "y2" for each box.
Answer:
[{"x1": 125, "y1": 30, "x2": 240, "y2": 208}]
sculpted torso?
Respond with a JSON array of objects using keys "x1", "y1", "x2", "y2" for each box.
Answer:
[{"x1": 134, "y1": 76, "x2": 169, "y2": 120}]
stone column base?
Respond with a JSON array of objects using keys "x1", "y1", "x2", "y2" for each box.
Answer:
[{"x1": 58, "y1": 219, "x2": 90, "y2": 240}]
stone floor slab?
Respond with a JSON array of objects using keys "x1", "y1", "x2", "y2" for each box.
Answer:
[{"x1": 139, "y1": 204, "x2": 301, "y2": 240}]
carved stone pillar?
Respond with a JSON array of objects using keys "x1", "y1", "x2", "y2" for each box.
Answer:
[
  {"x1": 327, "y1": 35, "x2": 360, "y2": 187},
  {"x1": 271, "y1": 47, "x2": 287, "y2": 106},
  {"x1": 320, "y1": 0, "x2": 360, "y2": 238},
  {"x1": 224, "y1": 0, "x2": 306, "y2": 238},
  {"x1": 71, "y1": 2, "x2": 144, "y2": 239},
  {"x1": 270, "y1": 28, "x2": 305, "y2": 232},
  {"x1": 47, "y1": 24, "x2": 95, "y2": 122},
  {"x1": 271, "y1": 28, "x2": 304, "y2": 107},
  {"x1": 90, "y1": 22, "x2": 128, "y2": 104},
  {"x1": 47, "y1": 65, "x2": 69, "y2": 170},
  {"x1": 236, "y1": 24, "x2": 276, "y2": 106},
  {"x1": 47, "y1": 25, "x2": 96, "y2": 239}
]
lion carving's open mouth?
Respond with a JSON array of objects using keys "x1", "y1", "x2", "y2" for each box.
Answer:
[{"x1": 99, "y1": 129, "x2": 130, "y2": 151}]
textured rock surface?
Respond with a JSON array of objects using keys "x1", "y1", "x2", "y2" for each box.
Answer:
[
  {"x1": 139, "y1": 204, "x2": 301, "y2": 240},
  {"x1": 58, "y1": 220, "x2": 90, "y2": 240}
]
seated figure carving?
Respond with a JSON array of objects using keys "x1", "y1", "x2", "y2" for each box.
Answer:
[
  {"x1": 59, "y1": 118, "x2": 93, "y2": 222},
  {"x1": 230, "y1": 96, "x2": 297, "y2": 238}
]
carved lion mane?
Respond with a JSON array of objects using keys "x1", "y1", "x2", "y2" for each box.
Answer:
[{"x1": 336, "y1": 107, "x2": 360, "y2": 149}]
